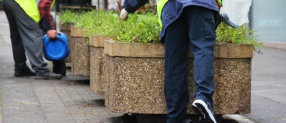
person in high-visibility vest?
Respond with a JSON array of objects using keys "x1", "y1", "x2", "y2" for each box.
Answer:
[
  {"x1": 2, "y1": 0, "x2": 62, "y2": 79},
  {"x1": 120, "y1": 0, "x2": 221, "y2": 123},
  {"x1": 38, "y1": 0, "x2": 67, "y2": 76}
]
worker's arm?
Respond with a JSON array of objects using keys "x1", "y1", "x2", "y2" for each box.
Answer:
[
  {"x1": 123, "y1": 0, "x2": 149, "y2": 13},
  {"x1": 38, "y1": 0, "x2": 58, "y2": 39},
  {"x1": 120, "y1": 0, "x2": 149, "y2": 20}
]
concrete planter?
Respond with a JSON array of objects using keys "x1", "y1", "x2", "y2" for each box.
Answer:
[
  {"x1": 89, "y1": 35, "x2": 111, "y2": 95},
  {"x1": 60, "y1": 23, "x2": 74, "y2": 36},
  {"x1": 60, "y1": 23, "x2": 74, "y2": 64},
  {"x1": 104, "y1": 40, "x2": 253, "y2": 115},
  {"x1": 70, "y1": 26, "x2": 90, "y2": 76}
]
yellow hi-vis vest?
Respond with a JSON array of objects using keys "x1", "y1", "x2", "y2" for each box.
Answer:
[
  {"x1": 15, "y1": 0, "x2": 56, "y2": 23},
  {"x1": 156, "y1": 0, "x2": 222, "y2": 28}
]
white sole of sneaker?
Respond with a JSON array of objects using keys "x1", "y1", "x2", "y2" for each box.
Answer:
[{"x1": 192, "y1": 100, "x2": 217, "y2": 123}]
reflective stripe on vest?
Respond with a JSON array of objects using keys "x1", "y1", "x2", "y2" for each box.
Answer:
[
  {"x1": 156, "y1": 0, "x2": 168, "y2": 29},
  {"x1": 15, "y1": 0, "x2": 56, "y2": 23},
  {"x1": 15, "y1": 0, "x2": 40, "y2": 23},
  {"x1": 51, "y1": 0, "x2": 55, "y2": 7},
  {"x1": 216, "y1": 0, "x2": 222, "y2": 8}
]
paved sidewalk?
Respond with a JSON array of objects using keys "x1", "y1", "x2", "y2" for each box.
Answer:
[
  {"x1": 0, "y1": 41, "x2": 130, "y2": 123},
  {"x1": 263, "y1": 42, "x2": 286, "y2": 50},
  {"x1": 0, "y1": 24, "x2": 236, "y2": 123},
  {"x1": 0, "y1": 10, "x2": 242, "y2": 123},
  {"x1": 243, "y1": 45, "x2": 286, "y2": 123},
  {"x1": 1, "y1": 10, "x2": 286, "y2": 123},
  {"x1": 0, "y1": 40, "x2": 251, "y2": 123},
  {"x1": 0, "y1": 11, "x2": 133, "y2": 123}
]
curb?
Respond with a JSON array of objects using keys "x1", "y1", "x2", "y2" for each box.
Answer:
[
  {"x1": 263, "y1": 42, "x2": 286, "y2": 50},
  {"x1": 224, "y1": 114, "x2": 255, "y2": 123}
]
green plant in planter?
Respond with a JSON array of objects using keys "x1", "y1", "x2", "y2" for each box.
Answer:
[
  {"x1": 59, "y1": 10, "x2": 77, "y2": 24},
  {"x1": 70, "y1": 10, "x2": 261, "y2": 46},
  {"x1": 114, "y1": 13, "x2": 160, "y2": 43},
  {"x1": 74, "y1": 10, "x2": 96, "y2": 28},
  {"x1": 86, "y1": 11, "x2": 119, "y2": 37},
  {"x1": 72, "y1": 10, "x2": 116, "y2": 38},
  {"x1": 216, "y1": 22, "x2": 262, "y2": 46},
  {"x1": 72, "y1": 10, "x2": 160, "y2": 44}
]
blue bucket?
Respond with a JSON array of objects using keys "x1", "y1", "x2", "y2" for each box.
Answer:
[{"x1": 43, "y1": 32, "x2": 70, "y2": 61}]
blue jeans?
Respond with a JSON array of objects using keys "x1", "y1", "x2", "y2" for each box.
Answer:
[{"x1": 163, "y1": 6, "x2": 219, "y2": 123}]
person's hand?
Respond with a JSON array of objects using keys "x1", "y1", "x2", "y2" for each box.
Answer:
[
  {"x1": 47, "y1": 30, "x2": 58, "y2": 40},
  {"x1": 120, "y1": 8, "x2": 129, "y2": 20}
]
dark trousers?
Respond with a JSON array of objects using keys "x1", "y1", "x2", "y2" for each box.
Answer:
[
  {"x1": 163, "y1": 6, "x2": 219, "y2": 123},
  {"x1": 2, "y1": 0, "x2": 49, "y2": 73}
]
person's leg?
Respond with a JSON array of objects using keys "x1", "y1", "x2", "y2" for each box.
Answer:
[
  {"x1": 2, "y1": 0, "x2": 34, "y2": 76},
  {"x1": 5, "y1": 0, "x2": 48, "y2": 74},
  {"x1": 163, "y1": 8, "x2": 189, "y2": 123},
  {"x1": 3, "y1": 0, "x2": 62, "y2": 79},
  {"x1": 52, "y1": 60, "x2": 66, "y2": 76},
  {"x1": 185, "y1": 6, "x2": 217, "y2": 123}
]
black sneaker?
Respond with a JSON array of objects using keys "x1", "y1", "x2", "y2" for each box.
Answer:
[
  {"x1": 34, "y1": 72, "x2": 62, "y2": 80},
  {"x1": 192, "y1": 100, "x2": 217, "y2": 123},
  {"x1": 14, "y1": 68, "x2": 35, "y2": 77}
]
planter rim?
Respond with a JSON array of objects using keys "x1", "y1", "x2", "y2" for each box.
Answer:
[
  {"x1": 214, "y1": 43, "x2": 254, "y2": 58},
  {"x1": 104, "y1": 40, "x2": 165, "y2": 58},
  {"x1": 104, "y1": 40, "x2": 253, "y2": 58},
  {"x1": 70, "y1": 26, "x2": 86, "y2": 38},
  {"x1": 89, "y1": 35, "x2": 111, "y2": 47},
  {"x1": 215, "y1": 43, "x2": 254, "y2": 46}
]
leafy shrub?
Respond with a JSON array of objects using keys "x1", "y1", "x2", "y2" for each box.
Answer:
[
  {"x1": 68, "y1": 10, "x2": 160, "y2": 43},
  {"x1": 114, "y1": 13, "x2": 160, "y2": 43},
  {"x1": 59, "y1": 10, "x2": 77, "y2": 24},
  {"x1": 216, "y1": 22, "x2": 262, "y2": 46},
  {"x1": 60, "y1": 10, "x2": 261, "y2": 45}
]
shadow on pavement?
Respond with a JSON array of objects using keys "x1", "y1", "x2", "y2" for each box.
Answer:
[{"x1": 108, "y1": 114, "x2": 240, "y2": 123}]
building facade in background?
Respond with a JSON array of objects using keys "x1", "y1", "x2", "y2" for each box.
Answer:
[{"x1": 251, "y1": 0, "x2": 286, "y2": 42}]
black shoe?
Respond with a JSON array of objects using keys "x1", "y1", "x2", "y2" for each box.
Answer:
[
  {"x1": 14, "y1": 68, "x2": 35, "y2": 77},
  {"x1": 53, "y1": 69, "x2": 66, "y2": 76},
  {"x1": 34, "y1": 72, "x2": 62, "y2": 80},
  {"x1": 53, "y1": 60, "x2": 66, "y2": 76},
  {"x1": 192, "y1": 100, "x2": 217, "y2": 123}
]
